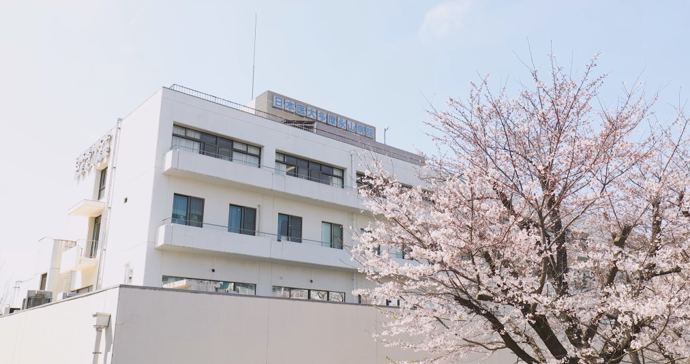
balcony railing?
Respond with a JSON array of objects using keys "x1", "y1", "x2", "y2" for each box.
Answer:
[
  {"x1": 61, "y1": 239, "x2": 99, "y2": 258},
  {"x1": 169, "y1": 145, "x2": 357, "y2": 191},
  {"x1": 162, "y1": 218, "x2": 345, "y2": 250},
  {"x1": 171, "y1": 144, "x2": 261, "y2": 168}
]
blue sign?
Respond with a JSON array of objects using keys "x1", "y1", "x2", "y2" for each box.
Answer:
[
  {"x1": 317, "y1": 110, "x2": 327, "y2": 122},
  {"x1": 356, "y1": 124, "x2": 365, "y2": 135},
  {"x1": 273, "y1": 95, "x2": 284, "y2": 109},
  {"x1": 270, "y1": 93, "x2": 375, "y2": 139},
  {"x1": 285, "y1": 99, "x2": 296, "y2": 113},
  {"x1": 365, "y1": 127, "x2": 374, "y2": 138},
  {"x1": 296, "y1": 103, "x2": 306, "y2": 116},
  {"x1": 307, "y1": 107, "x2": 317, "y2": 119}
]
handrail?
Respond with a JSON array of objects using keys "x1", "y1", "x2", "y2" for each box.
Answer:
[
  {"x1": 171, "y1": 144, "x2": 261, "y2": 168},
  {"x1": 63, "y1": 239, "x2": 99, "y2": 258},
  {"x1": 168, "y1": 84, "x2": 288, "y2": 124},
  {"x1": 166, "y1": 84, "x2": 423, "y2": 165},
  {"x1": 162, "y1": 218, "x2": 345, "y2": 250},
  {"x1": 170, "y1": 144, "x2": 362, "y2": 191}
]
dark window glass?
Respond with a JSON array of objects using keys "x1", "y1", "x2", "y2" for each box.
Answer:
[
  {"x1": 172, "y1": 126, "x2": 261, "y2": 167},
  {"x1": 273, "y1": 286, "x2": 290, "y2": 298},
  {"x1": 278, "y1": 214, "x2": 302, "y2": 243},
  {"x1": 172, "y1": 195, "x2": 188, "y2": 224},
  {"x1": 200, "y1": 133, "x2": 217, "y2": 144},
  {"x1": 202, "y1": 143, "x2": 218, "y2": 157},
  {"x1": 90, "y1": 215, "x2": 101, "y2": 258},
  {"x1": 228, "y1": 205, "x2": 256, "y2": 235},
  {"x1": 163, "y1": 276, "x2": 256, "y2": 295},
  {"x1": 273, "y1": 286, "x2": 345, "y2": 303},
  {"x1": 276, "y1": 152, "x2": 344, "y2": 187},
  {"x1": 322, "y1": 222, "x2": 343, "y2": 249},
  {"x1": 234, "y1": 282, "x2": 256, "y2": 295},
  {"x1": 39, "y1": 273, "x2": 47, "y2": 291},
  {"x1": 172, "y1": 194, "x2": 204, "y2": 228},
  {"x1": 310, "y1": 290, "x2": 328, "y2": 301},
  {"x1": 218, "y1": 138, "x2": 233, "y2": 151},
  {"x1": 98, "y1": 168, "x2": 107, "y2": 200},
  {"x1": 329, "y1": 292, "x2": 345, "y2": 302},
  {"x1": 291, "y1": 288, "x2": 308, "y2": 300}
]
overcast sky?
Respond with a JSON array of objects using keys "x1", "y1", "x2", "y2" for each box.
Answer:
[{"x1": 1, "y1": 0, "x2": 689, "y2": 290}]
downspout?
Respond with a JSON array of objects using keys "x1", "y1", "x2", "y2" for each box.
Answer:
[
  {"x1": 95, "y1": 118, "x2": 123, "y2": 290},
  {"x1": 92, "y1": 312, "x2": 111, "y2": 364},
  {"x1": 349, "y1": 149, "x2": 357, "y2": 303}
]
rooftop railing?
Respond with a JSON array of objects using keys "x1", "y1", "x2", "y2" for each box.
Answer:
[
  {"x1": 169, "y1": 84, "x2": 288, "y2": 124},
  {"x1": 161, "y1": 218, "x2": 345, "y2": 250},
  {"x1": 167, "y1": 84, "x2": 423, "y2": 165}
]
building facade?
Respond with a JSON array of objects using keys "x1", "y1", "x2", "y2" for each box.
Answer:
[{"x1": 18, "y1": 85, "x2": 424, "y2": 307}]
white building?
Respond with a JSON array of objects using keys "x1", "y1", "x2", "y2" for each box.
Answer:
[
  {"x1": 1, "y1": 85, "x2": 464, "y2": 363},
  {"x1": 56, "y1": 84, "x2": 423, "y2": 301}
]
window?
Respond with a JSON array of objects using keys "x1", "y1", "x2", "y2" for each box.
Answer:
[
  {"x1": 228, "y1": 204, "x2": 256, "y2": 235},
  {"x1": 390, "y1": 245, "x2": 413, "y2": 260},
  {"x1": 172, "y1": 194, "x2": 204, "y2": 227},
  {"x1": 90, "y1": 215, "x2": 101, "y2": 258},
  {"x1": 322, "y1": 222, "x2": 343, "y2": 249},
  {"x1": 277, "y1": 213, "x2": 302, "y2": 242},
  {"x1": 162, "y1": 276, "x2": 256, "y2": 295},
  {"x1": 172, "y1": 125, "x2": 261, "y2": 167},
  {"x1": 358, "y1": 295, "x2": 400, "y2": 306},
  {"x1": 361, "y1": 228, "x2": 380, "y2": 255},
  {"x1": 39, "y1": 273, "x2": 47, "y2": 291},
  {"x1": 97, "y1": 168, "x2": 107, "y2": 200},
  {"x1": 356, "y1": 172, "x2": 368, "y2": 190},
  {"x1": 276, "y1": 152, "x2": 344, "y2": 187},
  {"x1": 273, "y1": 286, "x2": 345, "y2": 302},
  {"x1": 71, "y1": 286, "x2": 93, "y2": 294}
]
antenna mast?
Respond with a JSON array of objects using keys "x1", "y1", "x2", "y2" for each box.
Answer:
[{"x1": 251, "y1": 13, "x2": 257, "y2": 100}]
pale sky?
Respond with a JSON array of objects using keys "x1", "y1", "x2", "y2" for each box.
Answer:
[{"x1": 1, "y1": 0, "x2": 689, "y2": 289}]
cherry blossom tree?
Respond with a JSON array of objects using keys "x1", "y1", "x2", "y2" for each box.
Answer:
[{"x1": 353, "y1": 54, "x2": 690, "y2": 363}]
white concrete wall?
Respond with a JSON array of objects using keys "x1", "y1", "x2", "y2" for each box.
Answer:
[
  {"x1": 0, "y1": 286, "x2": 515, "y2": 364},
  {"x1": 100, "y1": 90, "x2": 164, "y2": 288},
  {"x1": 0, "y1": 286, "x2": 120, "y2": 364}
]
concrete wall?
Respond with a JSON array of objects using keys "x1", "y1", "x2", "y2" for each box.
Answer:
[
  {"x1": 101, "y1": 90, "x2": 164, "y2": 288},
  {"x1": 1, "y1": 285, "x2": 515, "y2": 364},
  {"x1": 0, "y1": 286, "x2": 120, "y2": 364}
]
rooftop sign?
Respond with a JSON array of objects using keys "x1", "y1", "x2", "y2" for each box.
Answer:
[{"x1": 270, "y1": 92, "x2": 376, "y2": 140}]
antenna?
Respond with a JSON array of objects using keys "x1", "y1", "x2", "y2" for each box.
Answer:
[
  {"x1": 251, "y1": 13, "x2": 257, "y2": 100},
  {"x1": 384, "y1": 127, "x2": 390, "y2": 145}
]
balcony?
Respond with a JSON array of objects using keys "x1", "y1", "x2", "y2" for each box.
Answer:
[
  {"x1": 68, "y1": 199, "x2": 105, "y2": 217},
  {"x1": 162, "y1": 146, "x2": 365, "y2": 211},
  {"x1": 156, "y1": 219, "x2": 358, "y2": 271},
  {"x1": 60, "y1": 240, "x2": 98, "y2": 273}
]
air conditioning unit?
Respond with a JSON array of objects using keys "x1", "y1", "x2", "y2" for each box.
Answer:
[
  {"x1": 22, "y1": 290, "x2": 53, "y2": 309},
  {"x1": 57, "y1": 291, "x2": 79, "y2": 300}
]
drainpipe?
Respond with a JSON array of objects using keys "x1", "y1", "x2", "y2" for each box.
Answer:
[
  {"x1": 92, "y1": 312, "x2": 111, "y2": 364},
  {"x1": 95, "y1": 118, "x2": 123, "y2": 290},
  {"x1": 349, "y1": 150, "x2": 356, "y2": 189}
]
